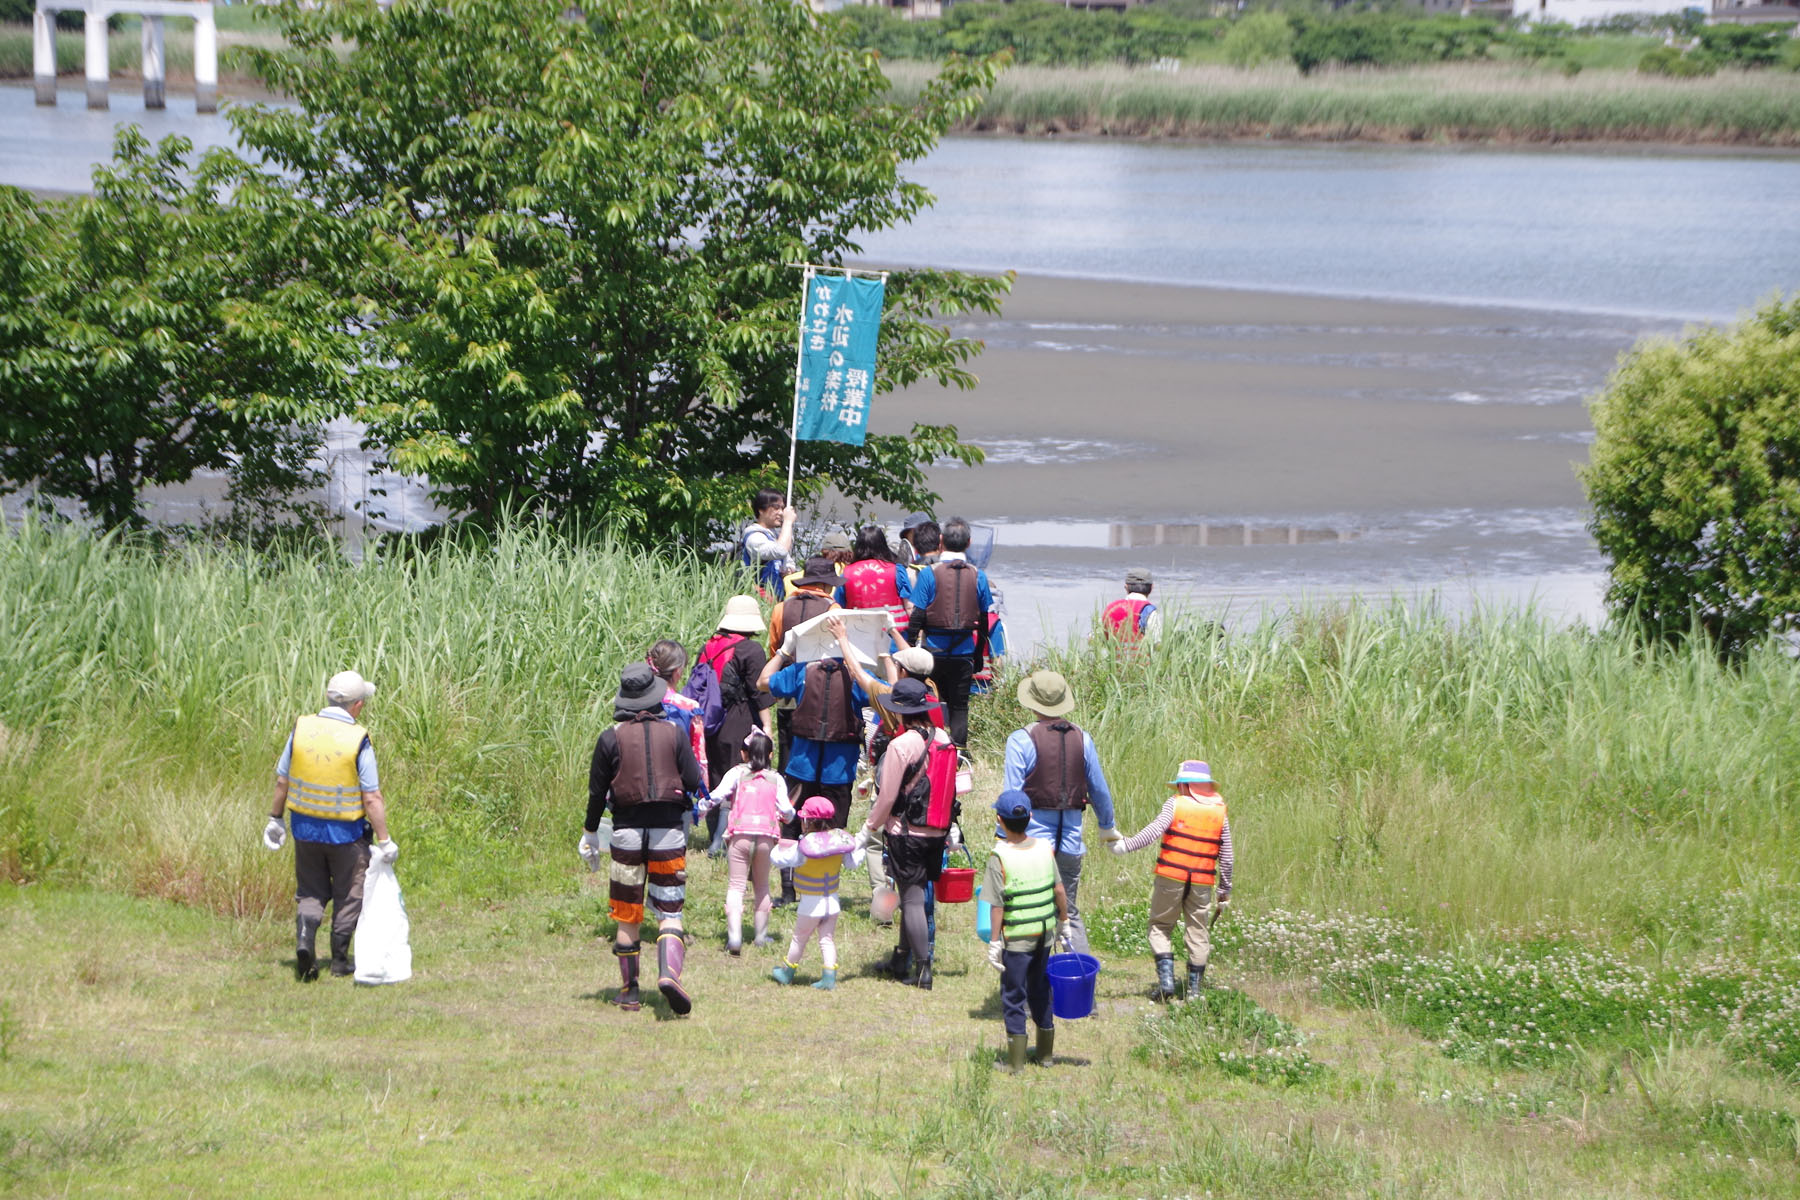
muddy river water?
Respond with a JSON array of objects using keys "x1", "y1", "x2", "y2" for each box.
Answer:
[{"x1": 9, "y1": 85, "x2": 1799, "y2": 648}]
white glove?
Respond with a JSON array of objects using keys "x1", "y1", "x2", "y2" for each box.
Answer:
[
  {"x1": 1099, "y1": 826, "x2": 1124, "y2": 844},
  {"x1": 578, "y1": 830, "x2": 604, "y2": 873},
  {"x1": 1109, "y1": 838, "x2": 1129, "y2": 855},
  {"x1": 262, "y1": 817, "x2": 286, "y2": 852},
  {"x1": 855, "y1": 826, "x2": 879, "y2": 853},
  {"x1": 947, "y1": 824, "x2": 962, "y2": 848},
  {"x1": 371, "y1": 838, "x2": 399, "y2": 864},
  {"x1": 987, "y1": 940, "x2": 1005, "y2": 973},
  {"x1": 1058, "y1": 920, "x2": 1075, "y2": 951}
]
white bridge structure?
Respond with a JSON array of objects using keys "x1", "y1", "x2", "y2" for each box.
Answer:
[{"x1": 33, "y1": 0, "x2": 217, "y2": 112}]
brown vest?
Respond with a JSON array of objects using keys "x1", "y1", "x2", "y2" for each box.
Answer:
[
  {"x1": 776, "y1": 591, "x2": 834, "y2": 652},
  {"x1": 610, "y1": 712, "x2": 686, "y2": 808},
  {"x1": 923, "y1": 560, "x2": 980, "y2": 632},
  {"x1": 791, "y1": 658, "x2": 863, "y2": 745},
  {"x1": 1023, "y1": 720, "x2": 1089, "y2": 811}
]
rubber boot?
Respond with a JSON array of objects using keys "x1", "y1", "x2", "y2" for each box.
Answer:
[
  {"x1": 612, "y1": 941, "x2": 642, "y2": 1012},
  {"x1": 752, "y1": 906, "x2": 773, "y2": 948},
  {"x1": 771, "y1": 961, "x2": 797, "y2": 985},
  {"x1": 1006, "y1": 1033, "x2": 1029, "y2": 1074},
  {"x1": 1033, "y1": 1026, "x2": 1055, "y2": 1066},
  {"x1": 295, "y1": 913, "x2": 320, "y2": 983},
  {"x1": 884, "y1": 943, "x2": 912, "y2": 981},
  {"x1": 812, "y1": 968, "x2": 837, "y2": 991},
  {"x1": 911, "y1": 956, "x2": 933, "y2": 992},
  {"x1": 1187, "y1": 962, "x2": 1206, "y2": 997},
  {"x1": 329, "y1": 931, "x2": 354, "y2": 977},
  {"x1": 1151, "y1": 954, "x2": 1177, "y2": 1002},
  {"x1": 774, "y1": 868, "x2": 797, "y2": 909},
  {"x1": 657, "y1": 931, "x2": 692, "y2": 1015}
]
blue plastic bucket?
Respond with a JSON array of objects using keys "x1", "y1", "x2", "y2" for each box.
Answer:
[
  {"x1": 1047, "y1": 952, "x2": 1101, "y2": 1020},
  {"x1": 975, "y1": 885, "x2": 992, "y2": 941}
]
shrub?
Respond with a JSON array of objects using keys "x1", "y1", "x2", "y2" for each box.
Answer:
[
  {"x1": 1137, "y1": 987, "x2": 1325, "y2": 1086},
  {"x1": 1697, "y1": 23, "x2": 1788, "y2": 68},
  {"x1": 1638, "y1": 44, "x2": 1719, "y2": 77},
  {"x1": 1221, "y1": 12, "x2": 1292, "y2": 68},
  {"x1": 1582, "y1": 294, "x2": 1800, "y2": 654},
  {"x1": 1290, "y1": 14, "x2": 1499, "y2": 74}
]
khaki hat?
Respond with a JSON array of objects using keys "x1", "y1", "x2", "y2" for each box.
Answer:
[
  {"x1": 1125, "y1": 567, "x2": 1154, "y2": 590},
  {"x1": 1017, "y1": 669, "x2": 1075, "y2": 718},
  {"x1": 893, "y1": 646, "x2": 934, "y2": 676},
  {"x1": 819, "y1": 529, "x2": 853, "y2": 554},
  {"x1": 325, "y1": 670, "x2": 375, "y2": 705},
  {"x1": 718, "y1": 594, "x2": 765, "y2": 634}
]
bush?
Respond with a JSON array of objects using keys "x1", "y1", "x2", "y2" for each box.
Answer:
[
  {"x1": 834, "y1": 1, "x2": 1205, "y2": 67},
  {"x1": 1637, "y1": 44, "x2": 1719, "y2": 77},
  {"x1": 1697, "y1": 23, "x2": 1789, "y2": 68},
  {"x1": 1582, "y1": 295, "x2": 1800, "y2": 654},
  {"x1": 1290, "y1": 14, "x2": 1499, "y2": 75},
  {"x1": 1221, "y1": 12, "x2": 1293, "y2": 68}
]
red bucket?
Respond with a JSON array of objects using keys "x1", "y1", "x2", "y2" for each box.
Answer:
[{"x1": 937, "y1": 867, "x2": 976, "y2": 903}]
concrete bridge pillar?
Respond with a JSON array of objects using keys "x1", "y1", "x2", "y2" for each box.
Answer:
[
  {"x1": 140, "y1": 14, "x2": 164, "y2": 109},
  {"x1": 32, "y1": 6, "x2": 56, "y2": 104},
  {"x1": 193, "y1": 6, "x2": 216, "y2": 113},
  {"x1": 83, "y1": 5, "x2": 108, "y2": 110}
]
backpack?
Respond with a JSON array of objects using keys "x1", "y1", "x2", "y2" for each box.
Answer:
[
  {"x1": 683, "y1": 634, "x2": 744, "y2": 738},
  {"x1": 900, "y1": 732, "x2": 962, "y2": 829}
]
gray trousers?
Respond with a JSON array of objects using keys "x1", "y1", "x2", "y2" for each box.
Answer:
[
  {"x1": 1055, "y1": 850, "x2": 1089, "y2": 956},
  {"x1": 293, "y1": 837, "x2": 369, "y2": 946}
]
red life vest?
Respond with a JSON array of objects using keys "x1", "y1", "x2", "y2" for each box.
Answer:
[
  {"x1": 1103, "y1": 596, "x2": 1153, "y2": 642},
  {"x1": 842, "y1": 559, "x2": 908, "y2": 633}
]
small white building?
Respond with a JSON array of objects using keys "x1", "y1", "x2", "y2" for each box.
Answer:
[{"x1": 1513, "y1": 0, "x2": 1700, "y2": 23}]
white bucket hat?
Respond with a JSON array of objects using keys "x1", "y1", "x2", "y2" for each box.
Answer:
[{"x1": 718, "y1": 595, "x2": 765, "y2": 634}]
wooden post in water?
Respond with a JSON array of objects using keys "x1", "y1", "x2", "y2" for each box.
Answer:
[
  {"x1": 32, "y1": 5, "x2": 56, "y2": 104},
  {"x1": 83, "y1": 4, "x2": 107, "y2": 109},
  {"x1": 192, "y1": 3, "x2": 216, "y2": 113},
  {"x1": 141, "y1": 14, "x2": 164, "y2": 110}
]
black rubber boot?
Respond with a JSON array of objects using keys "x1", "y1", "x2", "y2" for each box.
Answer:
[
  {"x1": 657, "y1": 931, "x2": 693, "y2": 1016},
  {"x1": 295, "y1": 913, "x2": 320, "y2": 983},
  {"x1": 884, "y1": 943, "x2": 912, "y2": 980},
  {"x1": 1151, "y1": 954, "x2": 1177, "y2": 1002},
  {"x1": 774, "y1": 869, "x2": 797, "y2": 909},
  {"x1": 1034, "y1": 1027, "x2": 1056, "y2": 1066},
  {"x1": 329, "y1": 932, "x2": 354, "y2": 977},
  {"x1": 612, "y1": 941, "x2": 642, "y2": 1012},
  {"x1": 911, "y1": 956, "x2": 933, "y2": 991},
  {"x1": 1187, "y1": 962, "x2": 1206, "y2": 997}
]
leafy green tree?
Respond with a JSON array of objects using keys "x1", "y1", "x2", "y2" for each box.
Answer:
[
  {"x1": 0, "y1": 130, "x2": 360, "y2": 533},
  {"x1": 1582, "y1": 296, "x2": 1800, "y2": 655},
  {"x1": 229, "y1": 0, "x2": 1010, "y2": 543},
  {"x1": 1222, "y1": 12, "x2": 1294, "y2": 68}
]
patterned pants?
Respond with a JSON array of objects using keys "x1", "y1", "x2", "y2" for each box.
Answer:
[{"x1": 609, "y1": 823, "x2": 687, "y2": 927}]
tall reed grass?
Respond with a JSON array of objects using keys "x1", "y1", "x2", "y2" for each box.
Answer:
[{"x1": 884, "y1": 60, "x2": 1800, "y2": 145}]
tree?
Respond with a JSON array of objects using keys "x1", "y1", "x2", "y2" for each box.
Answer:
[
  {"x1": 0, "y1": 130, "x2": 361, "y2": 532},
  {"x1": 1221, "y1": 12, "x2": 1294, "y2": 68},
  {"x1": 1582, "y1": 296, "x2": 1800, "y2": 656},
  {"x1": 229, "y1": 0, "x2": 1011, "y2": 543}
]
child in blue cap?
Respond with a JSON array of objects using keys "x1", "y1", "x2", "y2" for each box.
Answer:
[{"x1": 985, "y1": 789, "x2": 1071, "y2": 1072}]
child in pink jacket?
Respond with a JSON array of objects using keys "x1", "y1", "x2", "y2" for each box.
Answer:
[{"x1": 698, "y1": 730, "x2": 793, "y2": 955}]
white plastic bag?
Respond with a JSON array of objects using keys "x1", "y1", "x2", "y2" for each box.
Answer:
[{"x1": 354, "y1": 857, "x2": 412, "y2": 985}]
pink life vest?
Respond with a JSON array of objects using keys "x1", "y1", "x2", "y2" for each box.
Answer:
[
  {"x1": 726, "y1": 770, "x2": 783, "y2": 838},
  {"x1": 842, "y1": 559, "x2": 908, "y2": 634},
  {"x1": 1103, "y1": 596, "x2": 1153, "y2": 642}
]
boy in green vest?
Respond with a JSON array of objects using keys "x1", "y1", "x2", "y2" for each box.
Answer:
[{"x1": 985, "y1": 790, "x2": 1072, "y2": 1072}]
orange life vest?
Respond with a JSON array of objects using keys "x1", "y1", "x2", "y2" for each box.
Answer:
[{"x1": 1155, "y1": 793, "x2": 1226, "y2": 886}]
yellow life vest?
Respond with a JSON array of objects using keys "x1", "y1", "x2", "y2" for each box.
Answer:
[
  {"x1": 794, "y1": 854, "x2": 844, "y2": 897},
  {"x1": 286, "y1": 714, "x2": 369, "y2": 822},
  {"x1": 1156, "y1": 794, "x2": 1226, "y2": 885}
]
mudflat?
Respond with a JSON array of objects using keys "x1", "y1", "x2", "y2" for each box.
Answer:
[{"x1": 871, "y1": 274, "x2": 1683, "y2": 638}]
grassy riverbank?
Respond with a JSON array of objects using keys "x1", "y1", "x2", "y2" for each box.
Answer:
[
  {"x1": 3, "y1": 522, "x2": 1799, "y2": 1194},
  {"x1": 886, "y1": 60, "x2": 1800, "y2": 146}
]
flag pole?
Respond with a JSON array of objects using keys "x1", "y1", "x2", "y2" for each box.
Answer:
[{"x1": 786, "y1": 264, "x2": 814, "y2": 507}]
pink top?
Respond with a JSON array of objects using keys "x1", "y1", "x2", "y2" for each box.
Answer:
[{"x1": 702, "y1": 766, "x2": 793, "y2": 838}]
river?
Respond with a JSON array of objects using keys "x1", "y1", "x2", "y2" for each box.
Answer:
[{"x1": 8, "y1": 83, "x2": 1798, "y2": 648}]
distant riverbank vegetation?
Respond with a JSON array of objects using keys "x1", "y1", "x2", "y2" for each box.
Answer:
[{"x1": 845, "y1": 3, "x2": 1800, "y2": 146}]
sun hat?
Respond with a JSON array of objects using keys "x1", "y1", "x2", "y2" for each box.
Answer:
[
  {"x1": 614, "y1": 663, "x2": 669, "y2": 713},
  {"x1": 819, "y1": 529, "x2": 853, "y2": 554},
  {"x1": 893, "y1": 646, "x2": 934, "y2": 677},
  {"x1": 1169, "y1": 759, "x2": 1213, "y2": 785},
  {"x1": 1125, "y1": 567, "x2": 1154, "y2": 590},
  {"x1": 799, "y1": 796, "x2": 837, "y2": 821},
  {"x1": 884, "y1": 677, "x2": 941, "y2": 716},
  {"x1": 901, "y1": 511, "x2": 932, "y2": 534},
  {"x1": 794, "y1": 555, "x2": 840, "y2": 590},
  {"x1": 718, "y1": 594, "x2": 765, "y2": 634},
  {"x1": 993, "y1": 789, "x2": 1031, "y2": 820},
  {"x1": 325, "y1": 670, "x2": 376, "y2": 705},
  {"x1": 1016, "y1": 669, "x2": 1075, "y2": 718}
]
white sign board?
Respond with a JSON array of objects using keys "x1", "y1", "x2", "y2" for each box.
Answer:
[{"x1": 786, "y1": 609, "x2": 894, "y2": 666}]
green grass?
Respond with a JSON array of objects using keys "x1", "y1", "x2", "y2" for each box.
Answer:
[
  {"x1": 4, "y1": 521, "x2": 1800, "y2": 1194},
  {"x1": 884, "y1": 59, "x2": 1800, "y2": 146}
]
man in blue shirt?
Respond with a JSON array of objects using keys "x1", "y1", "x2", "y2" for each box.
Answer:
[
  {"x1": 760, "y1": 644, "x2": 871, "y2": 905},
  {"x1": 905, "y1": 516, "x2": 993, "y2": 747},
  {"x1": 1000, "y1": 670, "x2": 1121, "y2": 956},
  {"x1": 264, "y1": 670, "x2": 398, "y2": 982}
]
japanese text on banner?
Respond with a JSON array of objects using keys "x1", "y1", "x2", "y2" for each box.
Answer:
[{"x1": 794, "y1": 273, "x2": 884, "y2": 447}]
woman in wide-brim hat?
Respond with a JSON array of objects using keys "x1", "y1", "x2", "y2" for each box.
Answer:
[{"x1": 697, "y1": 597, "x2": 775, "y2": 856}]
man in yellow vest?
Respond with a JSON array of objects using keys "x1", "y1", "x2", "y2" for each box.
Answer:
[
  {"x1": 1110, "y1": 759, "x2": 1233, "y2": 1002},
  {"x1": 262, "y1": 670, "x2": 397, "y2": 982},
  {"x1": 984, "y1": 790, "x2": 1072, "y2": 1072}
]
